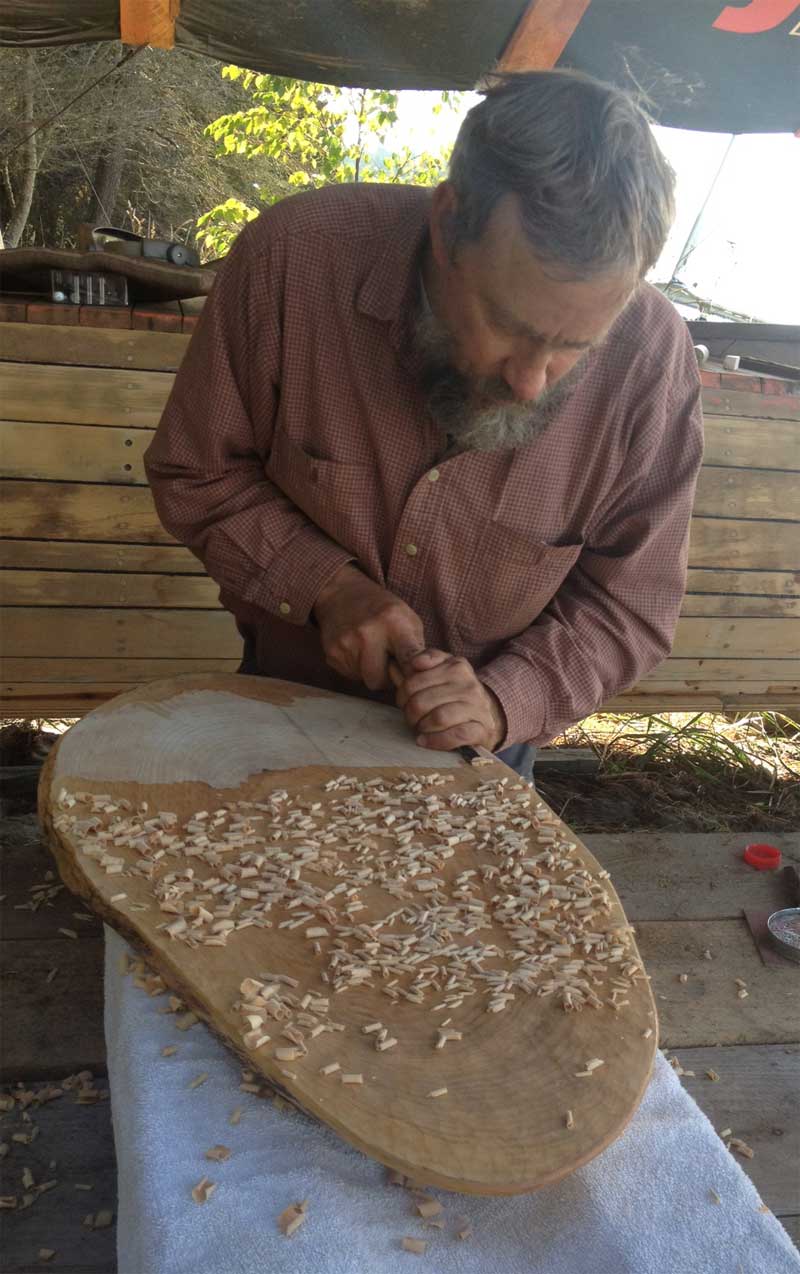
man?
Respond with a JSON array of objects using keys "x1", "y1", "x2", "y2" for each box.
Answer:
[{"x1": 144, "y1": 70, "x2": 703, "y2": 779}]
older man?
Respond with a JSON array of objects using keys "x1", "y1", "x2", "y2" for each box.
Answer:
[{"x1": 144, "y1": 70, "x2": 703, "y2": 777}]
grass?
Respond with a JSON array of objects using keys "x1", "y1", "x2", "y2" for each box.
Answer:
[{"x1": 541, "y1": 710, "x2": 800, "y2": 833}]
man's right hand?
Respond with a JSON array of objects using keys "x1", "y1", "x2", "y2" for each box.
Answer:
[{"x1": 312, "y1": 563, "x2": 426, "y2": 691}]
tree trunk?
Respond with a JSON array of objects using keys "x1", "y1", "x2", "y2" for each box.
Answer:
[
  {"x1": 92, "y1": 134, "x2": 126, "y2": 225},
  {"x1": 4, "y1": 52, "x2": 38, "y2": 248}
]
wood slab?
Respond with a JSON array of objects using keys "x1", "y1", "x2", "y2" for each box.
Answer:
[{"x1": 37, "y1": 673, "x2": 656, "y2": 1195}]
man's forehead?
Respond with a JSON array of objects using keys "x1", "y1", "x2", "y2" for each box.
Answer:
[{"x1": 466, "y1": 200, "x2": 634, "y2": 347}]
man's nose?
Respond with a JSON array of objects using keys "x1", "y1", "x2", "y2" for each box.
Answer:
[{"x1": 502, "y1": 349, "x2": 550, "y2": 404}]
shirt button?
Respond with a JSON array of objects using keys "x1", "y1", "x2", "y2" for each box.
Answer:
[
  {"x1": 279, "y1": 601, "x2": 291, "y2": 616},
  {"x1": 405, "y1": 543, "x2": 418, "y2": 557},
  {"x1": 427, "y1": 468, "x2": 440, "y2": 483}
]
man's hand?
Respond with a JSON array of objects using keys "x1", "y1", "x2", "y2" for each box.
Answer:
[
  {"x1": 312, "y1": 563, "x2": 426, "y2": 691},
  {"x1": 391, "y1": 649, "x2": 506, "y2": 752}
]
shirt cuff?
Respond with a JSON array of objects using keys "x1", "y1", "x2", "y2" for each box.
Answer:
[
  {"x1": 478, "y1": 652, "x2": 549, "y2": 750},
  {"x1": 241, "y1": 523, "x2": 355, "y2": 626}
]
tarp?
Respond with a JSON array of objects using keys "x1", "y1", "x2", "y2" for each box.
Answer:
[{"x1": 0, "y1": 0, "x2": 798, "y2": 133}]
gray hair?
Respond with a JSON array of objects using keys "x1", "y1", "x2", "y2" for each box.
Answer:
[{"x1": 446, "y1": 69, "x2": 675, "y2": 280}]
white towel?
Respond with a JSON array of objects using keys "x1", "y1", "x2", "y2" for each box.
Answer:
[{"x1": 104, "y1": 927, "x2": 798, "y2": 1274}]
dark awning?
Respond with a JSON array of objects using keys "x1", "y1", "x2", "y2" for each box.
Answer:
[{"x1": 1, "y1": 0, "x2": 797, "y2": 133}]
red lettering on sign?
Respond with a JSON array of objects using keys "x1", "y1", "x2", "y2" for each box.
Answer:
[{"x1": 714, "y1": 0, "x2": 800, "y2": 33}]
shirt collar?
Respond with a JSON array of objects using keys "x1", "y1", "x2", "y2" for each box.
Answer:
[{"x1": 356, "y1": 189, "x2": 433, "y2": 339}]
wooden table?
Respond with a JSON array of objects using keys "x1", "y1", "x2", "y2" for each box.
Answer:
[{"x1": 2, "y1": 816, "x2": 798, "y2": 1271}]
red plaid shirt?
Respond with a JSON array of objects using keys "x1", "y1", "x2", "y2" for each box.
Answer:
[{"x1": 144, "y1": 185, "x2": 703, "y2": 746}]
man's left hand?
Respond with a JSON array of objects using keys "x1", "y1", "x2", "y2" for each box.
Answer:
[{"x1": 390, "y1": 649, "x2": 506, "y2": 753}]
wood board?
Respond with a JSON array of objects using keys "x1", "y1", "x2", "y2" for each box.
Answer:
[{"x1": 37, "y1": 673, "x2": 656, "y2": 1196}]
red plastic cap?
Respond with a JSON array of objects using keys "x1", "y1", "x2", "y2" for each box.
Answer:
[{"x1": 743, "y1": 843, "x2": 781, "y2": 871}]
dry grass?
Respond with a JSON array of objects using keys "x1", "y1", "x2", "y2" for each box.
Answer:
[{"x1": 540, "y1": 711, "x2": 800, "y2": 833}]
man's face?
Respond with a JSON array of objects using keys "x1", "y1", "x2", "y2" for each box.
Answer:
[{"x1": 418, "y1": 187, "x2": 635, "y2": 451}]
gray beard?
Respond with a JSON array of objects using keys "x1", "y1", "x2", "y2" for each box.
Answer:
[{"x1": 413, "y1": 308, "x2": 586, "y2": 453}]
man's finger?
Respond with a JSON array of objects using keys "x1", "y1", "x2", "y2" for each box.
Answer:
[
  {"x1": 360, "y1": 637, "x2": 390, "y2": 692},
  {"x1": 402, "y1": 684, "x2": 465, "y2": 730},
  {"x1": 417, "y1": 719, "x2": 484, "y2": 752},
  {"x1": 405, "y1": 648, "x2": 450, "y2": 673},
  {"x1": 415, "y1": 699, "x2": 481, "y2": 737}
]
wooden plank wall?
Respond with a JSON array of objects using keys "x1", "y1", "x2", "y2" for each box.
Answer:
[{"x1": 1, "y1": 301, "x2": 799, "y2": 718}]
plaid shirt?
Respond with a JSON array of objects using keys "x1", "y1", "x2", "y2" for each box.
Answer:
[{"x1": 144, "y1": 184, "x2": 703, "y2": 746}]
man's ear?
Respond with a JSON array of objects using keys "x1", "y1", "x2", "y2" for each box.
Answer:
[{"x1": 429, "y1": 181, "x2": 458, "y2": 268}]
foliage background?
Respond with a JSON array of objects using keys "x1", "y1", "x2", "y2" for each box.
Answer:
[{"x1": 0, "y1": 46, "x2": 459, "y2": 256}]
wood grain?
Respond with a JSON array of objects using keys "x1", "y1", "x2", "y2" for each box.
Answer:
[
  {"x1": 694, "y1": 467, "x2": 800, "y2": 521},
  {"x1": 587, "y1": 832, "x2": 800, "y2": 923},
  {"x1": 638, "y1": 919, "x2": 800, "y2": 1048},
  {"x1": 676, "y1": 1045, "x2": 800, "y2": 1217},
  {"x1": 0, "y1": 363, "x2": 172, "y2": 428},
  {"x1": 0, "y1": 608, "x2": 240, "y2": 658},
  {"x1": 0, "y1": 540, "x2": 205, "y2": 574},
  {"x1": 1, "y1": 420, "x2": 152, "y2": 484},
  {"x1": 680, "y1": 594, "x2": 800, "y2": 619},
  {"x1": 671, "y1": 616, "x2": 800, "y2": 658},
  {"x1": 701, "y1": 390, "x2": 800, "y2": 420},
  {"x1": 0, "y1": 319, "x2": 189, "y2": 371},
  {"x1": 685, "y1": 569, "x2": 800, "y2": 598},
  {"x1": 0, "y1": 937, "x2": 105, "y2": 1079},
  {"x1": 703, "y1": 417, "x2": 800, "y2": 471},
  {"x1": 637, "y1": 658, "x2": 800, "y2": 683},
  {"x1": 0, "y1": 657, "x2": 240, "y2": 683},
  {"x1": 689, "y1": 517, "x2": 800, "y2": 570},
  {"x1": 0, "y1": 570, "x2": 222, "y2": 609},
  {"x1": 0, "y1": 481, "x2": 172, "y2": 542},
  {"x1": 0, "y1": 1086, "x2": 117, "y2": 1273},
  {"x1": 37, "y1": 673, "x2": 656, "y2": 1195},
  {"x1": 498, "y1": 0, "x2": 591, "y2": 71}
]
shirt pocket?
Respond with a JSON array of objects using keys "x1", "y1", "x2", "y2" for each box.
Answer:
[
  {"x1": 266, "y1": 430, "x2": 372, "y2": 557},
  {"x1": 455, "y1": 520, "x2": 583, "y2": 646}
]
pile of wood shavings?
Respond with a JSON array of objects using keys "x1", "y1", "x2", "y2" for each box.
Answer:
[{"x1": 55, "y1": 772, "x2": 642, "y2": 1074}]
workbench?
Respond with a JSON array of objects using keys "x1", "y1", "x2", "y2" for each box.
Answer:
[{"x1": 1, "y1": 814, "x2": 798, "y2": 1270}]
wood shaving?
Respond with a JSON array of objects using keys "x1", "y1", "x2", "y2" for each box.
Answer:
[
  {"x1": 189, "y1": 1073, "x2": 209, "y2": 1089},
  {"x1": 416, "y1": 1198, "x2": 442, "y2": 1219},
  {"x1": 729, "y1": 1138, "x2": 755, "y2": 1160},
  {"x1": 709, "y1": 1189, "x2": 721, "y2": 1204},
  {"x1": 57, "y1": 928, "x2": 77, "y2": 940},
  {"x1": 341, "y1": 1073, "x2": 364, "y2": 1085},
  {"x1": 402, "y1": 1237, "x2": 427, "y2": 1254},
  {"x1": 278, "y1": 1199, "x2": 308, "y2": 1236},
  {"x1": 706, "y1": 1069, "x2": 720, "y2": 1082},
  {"x1": 229, "y1": 1107, "x2": 243, "y2": 1125},
  {"x1": 678, "y1": 973, "x2": 688, "y2": 984},
  {"x1": 161, "y1": 1046, "x2": 178, "y2": 1057},
  {"x1": 565, "y1": 1110, "x2": 574, "y2": 1130},
  {"x1": 427, "y1": 1087, "x2": 448, "y2": 1098},
  {"x1": 457, "y1": 1223, "x2": 473, "y2": 1240},
  {"x1": 191, "y1": 1178, "x2": 216, "y2": 1204},
  {"x1": 93, "y1": 1209, "x2": 114, "y2": 1228},
  {"x1": 38, "y1": 1249, "x2": 56, "y2": 1261},
  {"x1": 45, "y1": 968, "x2": 58, "y2": 985},
  {"x1": 319, "y1": 1063, "x2": 340, "y2": 1076},
  {"x1": 205, "y1": 1145, "x2": 232, "y2": 1162}
]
